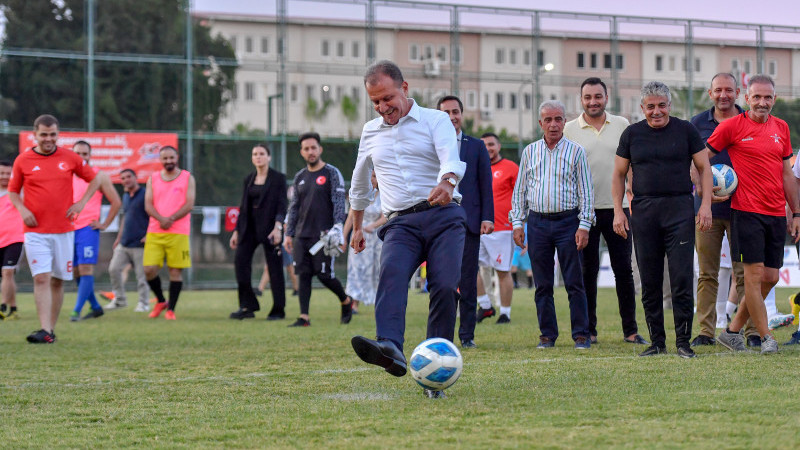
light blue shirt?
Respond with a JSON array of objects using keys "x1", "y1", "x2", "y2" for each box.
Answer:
[{"x1": 350, "y1": 99, "x2": 466, "y2": 215}]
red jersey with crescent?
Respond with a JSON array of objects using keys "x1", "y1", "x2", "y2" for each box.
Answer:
[
  {"x1": 147, "y1": 170, "x2": 191, "y2": 235},
  {"x1": 491, "y1": 158, "x2": 519, "y2": 231},
  {"x1": 706, "y1": 113, "x2": 792, "y2": 216},
  {"x1": 73, "y1": 166, "x2": 102, "y2": 229},
  {"x1": 0, "y1": 192, "x2": 24, "y2": 247},
  {"x1": 8, "y1": 147, "x2": 96, "y2": 233}
]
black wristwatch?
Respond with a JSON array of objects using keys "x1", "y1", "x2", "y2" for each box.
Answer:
[{"x1": 793, "y1": 213, "x2": 800, "y2": 218}]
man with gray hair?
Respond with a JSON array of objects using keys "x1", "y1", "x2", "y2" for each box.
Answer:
[
  {"x1": 612, "y1": 81, "x2": 714, "y2": 358},
  {"x1": 510, "y1": 99, "x2": 594, "y2": 350}
]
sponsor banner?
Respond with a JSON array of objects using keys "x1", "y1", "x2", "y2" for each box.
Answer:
[{"x1": 19, "y1": 131, "x2": 178, "y2": 183}]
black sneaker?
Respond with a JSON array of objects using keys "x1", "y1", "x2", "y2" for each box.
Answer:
[
  {"x1": 340, "y1": 299, "x2": 353, "y2": 324},
  {"x1": 288, "y1": 317, "x2": 310, "y2": 327},
  {"x1": 747, "y1": 335, "x2": 761, "y2": 348},
  {"x1": 638, "y1": 345, "x2": 667, "y2": 357},
  {"x1": 424, "y1": 389, "x2": 446, "y2": 399},
  {"x1": 253, "y1": 288, "x2": 263, "y2": 297},
  {"x1": 461, "y1": 339, "x2": 477, "y2": 349},
  {"x1": 690, "y1": 335, "x2": 716, "y2": 347},
  {"x1": 476, "y1": 306, "x2": 496, "y2": 323},
  {"x1": 229, "y1": 309, "x2": 255, "y2": 320},
  {"x1": 677, "y1": 346, "x2": 696, "y2": 358},
  {"x1": 26, "y1": 329, "x2": 55, "y2": 344},
  {"x1": 291, "y1": 290, "x2": 298, "y2": 296},
  {"x1": 495, "y1": 314, "x2": 510, "y2": 324},
  {"x1": 82, "y1": 308, "x2": 104, "y2": 320},
  {"x1": 785, "y1": 331, "x2": 800, "y2": 345}
]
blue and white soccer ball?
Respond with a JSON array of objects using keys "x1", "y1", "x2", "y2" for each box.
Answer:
[
  {"x1": 711, "y1": 163, "x2": 738, "y2": 197},
  {"x1": 409, "y1": 337, "x2": 463, "y2": 390}
]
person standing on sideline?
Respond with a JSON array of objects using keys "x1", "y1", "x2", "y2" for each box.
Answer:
[
  {"x1": 510, "y1": 100, "x2": 594, "y2": 350},
  {"x1": 710, "y1": 75, "x2": 800, "y2": 354},
  {"x1": 350, "y1": 60, "x2": 466, "y2": 399},
  {"x1": 69, "y1": 141, "x2": 121, "y2": 321},
  {"x1": 0, "y1": 160, "x2": 24, "y2": 320},
  {"x1": 612, "y1": 81, "x2": 714, "y2": 358},
  {"x1": 475, "y1": 132, "x2": 518, "y2": 324},
  {"x1": 229, "y1": 144, "x2": 287, "y2": 320},
  {"x1": 8, "y1": 114, "x2": 99, "y2": 343},
  {"x1": 144, "y1": 146, "x2": 195, "y2": 320},
  {"x1": 284, "y1": 132, "x2": 352, "y2": 327},
  {"x1": 105, "y1": 168, "x2": 151, "y2": 312},
  {"x1": 564, "y1": 77, "x2": 647, "y2": 345},
  {"x1": 437, "y1": 95, "x2": 493, "y2": 348}
]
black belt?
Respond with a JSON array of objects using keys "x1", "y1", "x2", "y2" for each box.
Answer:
[
  {"x1": 387, "y1": 200, "x2": 457, "y2": 220},
  {"x1": 528, "y1": 208, "x2": 578, "y2": 221}
]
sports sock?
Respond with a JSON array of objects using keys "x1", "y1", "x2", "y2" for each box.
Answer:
[
  {"x1": 168, "y1": 281, "x2": 182, "y2": 311},
  {"x1": 527, "y1": 275, "x2": 533, "y2": 289},
  {"x1": 765, "y1": 287, "x2": 777, "y2": 317},
  {"x1": 477, "y1": 294, "x2": 491, "y2": 309},
  {"x1": 500, "y1": 306, "x2": 511, "y2": 317},
  {"x1": 298, "y1": 273, "x2": 313, "y2": 315},
  {"x1": 74, "y1": 276, "x2": 92, "y2": 313},
  {"x1": 0, "y1": 304, "x2": 6, "y2": 313},
  {"x1": 10, "y1": 306, "x2": 16, "y2": 313},
  {"x1": 511, "y1": 272, "x2": 518, "y2": 286},
  {"x1": 148, "y1": 276, "x2": 166, "y2": 303},
  {"x1": 726, "y1": 300, "x2": 737, "y2": 318},
  {"x1": 84, "y1": 276, "x2": 101, "y2": 310}
]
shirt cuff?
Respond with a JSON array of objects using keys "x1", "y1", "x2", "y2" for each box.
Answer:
[
  {"x1": 578, "y1": 220, "x2": 592, "y2": 231},
  {"x1": 438, "y1": 160, "x2": 466, "y2": 182},
  {"x1": 512, "y1": 221, "x2": 524, "y2": 229}
]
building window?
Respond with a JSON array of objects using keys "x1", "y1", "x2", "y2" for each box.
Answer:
[
  {"x1": 453, "y1": 45, "x2": 463, "y2": 66},
  {"x1": 321, "y1": 85, "x2": 331, "y2": 103},
  {"x1": 437, "y1": 45, "x2": 447, "y2": 63},
  {"x1": 321, "y1": 40, "x2": 330, "y2": 57},
  {"x1": 731, "y1": 59, "x2": 740, "y2": 72},
  {"x1": 769, "y1": 60, "x2": 777, "y2": 77},
  {"x1": 483, "y1": 93, "x2": 490, "y2": 109},
  {"x1": 603, "y1": 53, "x2": 622, "y2": 69},
  {"x1": 616, "y1": 54, "x2": 624, "y2": 70},
  {"x1": 277, "y1": 38, "x2": 283, "y2": 55},
  {"x1": 229, "y1": 36, "x2": 237, "y2": 53},
  {"x1": 423, "y1": 44, "x2": 434, "y2": 60},
  {"x1": 694, "y1": 58, "x2": 701, "y2": 73},
  {"x1": 409, "y1": 44, "x2": 419, "y2": 62},
  {"x1": 231, "y1": 82, "x2": 238, "y2": 100},
  {"x1": 524, "y1": 93, "x2": 532, "y2": 110},
  {"x1": 524, "y1": 49, "x2": 531, "y2": 66},
  {"x1": 495, "y1": 92, "x2": 504, "y2": 110},
  {"x1": 336, "y1": 41, "x2": 345, "y2": 58},
  {"x1": 466, "y1": 90, "x2": 477, "y2": 109},
  {"x1": 509, "y1": 49, "x2": 517, "y2": 65},
  {"x1": 590, "y1": 53, "x2": 597, "y2": 69},
  {"x1": 245, "y1": 82, "x2": 255, "y2": 101},
  {"x1": 306, "y1": 85, "x2": 315, "y2": 102},
  {"x1": 537, "y1": 50, "x2": 545, "y2": 67},
  {"x1": 655, "y1": 55, "x2": 663, "y2": 72},
  {"x1": 290, "y1": 84, "x2": 298, "y2": 103},
  {"x1": 351, "y1": 86, "x2": 359, "y2": 101},
  {"x1": 352, "y1": 41, "x2": 360, "y2": 59},
  {"x1": 495, "y1": 48, "x2": 505, "y2": 65},
  {"x1": 669, "y1": 56, "x2": 676, "y2": 71},
  {"x1": 245, "y1": 36, "x2": 253, "y2": 53},
  {"x1": 261, "y1": 37, "x2": 269, "y2": 54},
  {"x1": 577, "y1": 52, "x2": 585, "y2": 69},
  {"x1": 509, "y1": 93, "x2": 517, "y2": 110},
  {"x1": 744, "y1": 59, "x2": 752, "y2": 74}
]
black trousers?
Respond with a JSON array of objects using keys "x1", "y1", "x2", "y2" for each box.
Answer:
[
  {"x1": 582, "y1": 208, "x2": 638, "y2": 337},
  {"x1": 293, "y1": 237, "x2": 347, "y2": 316},
  {"x1": 457, "y1": 230, "x2": 480, "y2": 342},
  {"x1": 630, "y1": 196, "x2": 695, "y2": 349},
  {"x1": 234, "y1": 232, "x2": 285, "y2": 315}
]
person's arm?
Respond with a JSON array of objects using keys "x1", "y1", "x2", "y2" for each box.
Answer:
[
  {"x1": 144, "y1": 177, "x2": 165, "y2": 224},
  {"x1": 91, "y1": 171, "x2": 122, "y2": 230},
  {"x1": 67, "y1": 174, "x2": 101, "y2": 220},
  {"x1": 169, "y1": 174, "x2": 196, "y2": 222},
  {"x1": 612, "y1": 156, "x2": 631, "y2": 239},
  {"x1": 267, "y1": 174, "x2": 288, "y2": 246},
  {"x1": 476, "y1": 139, "x2": 495, "y2": 235},
  {"x1": 329, "y1": 166, "x2": 347, "y2": 227},
  {"x1": 231, "y1": 176, "x2": 249, "y2": 250},
  {"x1": 364, "y1": 214, "x2": 388, "y2": 233},
  {"x1": 784, "y1": 158, "x2": 800, "y2": 243},
  {"x1": 691, "y1": 149, "x2": 713, "y2": 232},
  {"x1": 8, "y1": 192, "x2": 36, "y2": 228},
  {"x1": 510, "y1": 145, "x2": 531, "y2": 249},
  {"x1": 574, "y1": 147, "x2": 593, "y2": 250},
  {"x1": 113, "y1": 211, "x2": 125, "y2": 249},
  {"x1": 428, "y1": 111, "x2": 466, "y2": 206}
]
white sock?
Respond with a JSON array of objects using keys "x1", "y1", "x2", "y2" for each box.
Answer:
[
  {"x1": 500, "y1": 306, "x2": 511, "y2": 317},
  {"x1": 765, "y1": 288, "x2": 778, "y2": 318},
  {"x1": 477, "y1": 294, "x2": 491, "y2": 309},
  {"x1": 726, "y1": 301, "x2": 737, "y2": 318},
  {"x1": 715, "y1": 268, "x2": 731, "y2": 325}
]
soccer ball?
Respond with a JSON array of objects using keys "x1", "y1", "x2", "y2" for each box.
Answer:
[
  {"x1": 711, "y1": 164, "x2": 738, "y2": 197},
  {"x1": 409, "y1": 338, "x2": 463, "y2": 390}
]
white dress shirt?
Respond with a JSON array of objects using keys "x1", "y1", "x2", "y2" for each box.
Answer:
[{"x1": 350, "y1": 99, "x2": 466, "y2": 215}]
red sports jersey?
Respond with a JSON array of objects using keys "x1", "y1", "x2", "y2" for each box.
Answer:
[
  {"x1": 73, "y1": 166, "x2": 102, "y2": 230},
  {"x1": 707, "y1": 113, "x2": 792, "y2": 216},
  {"x1": 0, "y1": 193, "x2": 24, "y2": 247},
  {"x1": 491, "y1": 158, "x2": 519, "y2": 231},
  {"x1": 8, "y1": 147, "x2": 96, "y2": 233}
]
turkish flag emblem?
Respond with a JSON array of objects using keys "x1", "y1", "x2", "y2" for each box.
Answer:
[
  {"x1": 316, "y1": 175, "x2": 327, "y2": 185},
  {"x1": 225, "y1": 207, "x2": 240, "y2": 232}
]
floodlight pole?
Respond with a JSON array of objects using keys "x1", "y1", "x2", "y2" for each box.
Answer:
[
  {"x1": 267, "y1": 93, "x2": 283, "y2": 149},
  {"x1": 86, "y1": 0, "x2": 96, "y2": 131}
]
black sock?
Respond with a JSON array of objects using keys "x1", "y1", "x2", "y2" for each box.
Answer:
[
  {"x1": 10, "y1": 306, "x2": 16, "y2": 313},
  {"x1": 511, "y1": 273, "x2": 518, "y2": 285},
  {"x1": 0, "y1": 304, "x2": 6, "y2": 313},
  {"x1": 168, "y1": 281, "x2": 183, "y2": 311},
  {"x1": 148, "y1": 276, "x2": 166, "y2": 303},
  {"x1": 527, "y1": 275, "x2": 534, "y2": 288}
]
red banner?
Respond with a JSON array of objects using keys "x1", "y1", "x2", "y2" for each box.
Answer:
[
  {"x1": 225, "y1": 207, "x2": 240, "y2": 232},
  {"x1": 18, "y1": 131, "x2": 178, "y2": 183}
]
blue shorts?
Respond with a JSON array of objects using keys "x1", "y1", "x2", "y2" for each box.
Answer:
[
  {"x1": 512, "y1": 247, "x2": 531, "y2": 271},
  {"x1": 282, "y1": 245, "x2": 293, "y2": 267},
  {"x1": 74, "y1": 226, "x2": 100, "y2": 265}
]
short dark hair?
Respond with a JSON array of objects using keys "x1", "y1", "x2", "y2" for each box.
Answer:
[
  {"x1": 253, "y1": 143, "x2": 271, "y2": 156},
  {"x1": 710, "y1": 72, "x2": 738, "y2": 88},
  {"x1": 580, "y1": 77, "x2": 608, "y2": 96},
  {"x1": 481, "y1": 132, "x2": 500, "y2": 141},
  {"x1": 159, "y1": 145, "x2": 178, "y2": 154},
  {"x1": 364, "y1": 60, "x2": 404, "y2": 87},
  {"x1": 33, "y1": 114, "x2": 59, "y2": 130},
  {"x1": 120, "y1": 168, "x2": 136, "y2": 177},
  {"x1": 436, "y1": 95, "x2": 463, "y2": 112},
  {"x1": 298, "y1": 132, "x2": 321, "y2": 146},
  {"x1": 73, "y1": 140, "x2": 92, "y2": 152},
  {"x1": 0, "y1": 160, "x2": 13, "y2": 167}
]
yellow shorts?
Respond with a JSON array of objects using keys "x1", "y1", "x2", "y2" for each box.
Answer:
[{"x1": 143, "y1": 233, "x2": 191, "y2": 268}]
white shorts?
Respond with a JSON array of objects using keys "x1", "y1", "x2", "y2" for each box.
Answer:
[
  {"x1": 478, "y1": 230, "x2": 514, "y2": 272},
  {"x1": 24, "y1": 232, "x2": 75, "y2": 280}
]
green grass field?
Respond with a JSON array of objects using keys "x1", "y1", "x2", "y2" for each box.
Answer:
[{"x1": 1, "y1": 287, "x2": 799, "y2": 448}]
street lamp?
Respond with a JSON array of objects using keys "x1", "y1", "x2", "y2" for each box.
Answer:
[{"x1": 517, "y1": 62, "x2": 554, "y2": 155}]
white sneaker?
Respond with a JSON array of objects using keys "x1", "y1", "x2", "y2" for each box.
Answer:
[
  {"x1": 768, "y1": 313, "x2": 794, "y2": 330},
  {"x1": 105, "y1": 301, "x2": 128, "y2": 310},
  {"x1": 134, "y1": 303, "x2": 150, "y2": 312}
]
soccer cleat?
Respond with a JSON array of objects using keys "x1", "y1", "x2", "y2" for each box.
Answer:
[
  {"x1": 99, "y1": 291, "x2": 115, "y2": 301},
  {"x1": 784, "y1": 331, "x2": 800, "y2": 345},
  {"x1": 761, "y1": 335, "x2": 778, "y2": 354},
  {"x1": 26, "y1": 329, "x2": 55, "y2": 344},
  {"x1": 288, "y1": 317, "x2": 310, "y2": 327},
  {"x1": 165, "y1": 310, "x2": 176, "y2": 320},
  {"x1": 690, "y1": 335, "x2": 716, "y2": 347},
  {"x1": 536, "y1": 337, "x2": 555, "y2": 349},
  {"x1": 790, "y1": 293, "x2": 800, "y2": 326},
  {"x1": 70, "y1": 311, "x2": 81, "y2": 322},
  {"x1": 574, "y1": 336, "x2": 591, "y2": 350},
  {"x1": 717, "y1": 329, "x2": 747, "y2": 352},
  {"x1": 495, "y1": 314, "x2": 510, "y2": 324},
  {"x1": 340, "y1": 299, "x2": 353, "y2": 324},
  {"x1": 4, "y1": 310, "x2": 19, "y2": 320},
  {"x1": 676, "y1": 346, "x2": 696, "y2": 358},
  {"x1": 768, "y1": 313, "x2": 794, "y2": 330},
  {"x1": 476, "y1": 306, "x2": 496, "y2": 323},
  {"x1": 0, "y1": 310, "x2": 4, "y2": 320},
  {"x1": 424, "y1": 389, "x2": 446, "y2": 399},
  {"x1": 149, "y1": 302, "x2": 168, "y2": 318},
  {"x1": 134, "y1": 303, "x2": 150, "y2": 313},
  {"x1": 638, "y1": 345, "x2": 667, "y2": 357},
  {"x1": 82, "y1": 308, "x2": 104, "y2": 320}
]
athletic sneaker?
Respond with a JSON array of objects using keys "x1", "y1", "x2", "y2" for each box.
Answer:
[
  {"x1": 761, "y1": 335, "x2": 779, "y2": 354},
  {"x1": 104, "y1": 300, "x2": 127, "y2": 310},
  {"x1": 134, "y1": 303, "x2": 150, "y2": 313},
  {"x1": 790, "y1": 293, "x2": 800, "y2": 326},
  {"x1": 26, "y1": 329, "x2": 55, "y2": 344},
  {"x1": 476, "y1": 306, "x2": 496, "y2": 323},
  {"x1": 288, "y1": 317, "x2": 310, "y2": 327},
  {"x1": 496, "y1": 314, "x2": 510, "y2": 324},
  {"x1": 82, "y1": 308, "x2": 104, "y2": 320},
  {"x1": 676, "y1": 346, "x2": 696, "y2": 359},
  {"x1": 70, "y1": 311, "x2": 81, "y2": 322},
  {"x1": 717, "y1": 329, "x2": 746, "y2": 352},
  {"x1": 785, "y1": 331, "x2": 800, "y2": 346},
  {"x1": 149, "y1": 302, "x2": 168, "y2": 318},
  {"x1": 165, "y1": 310, "x2": 176, "y2": 320},
  {"x1": 768, "y1": 313, "x2": 795, "y2": 330},
  {"x1": 99, "y1": 291, "x2": 115, "y2": 301},
  {"x1": 574, "y1": 337, "x2": 591, "y2": 350},
  {"x1": 4, "y1": 310, "x2": 19, "y2": 320},
  {"x1": 0, "y1": 310, "x2": 4, "y2": 320}
]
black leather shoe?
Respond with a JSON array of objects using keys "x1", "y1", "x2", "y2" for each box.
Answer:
[
  {"x1": 229, "y1": 309, "x2": 255, "y2": 320},
  {"x1": 747, "y1": 335, "x2": 761, "y2": 348},
  {"x1": 677, "y1": 346, "x2": 696, "y2": 358},
  {"x1": 690, "y1": 334, "x2": 715, "y2": 346},
  {"x1": 351, "y1": 336, "x2": 407, "y2": 377},
  {"x1": 266, "y1": 308, "x2": 285, "y2": 320},
  {"x1": 461, "y1": 339, "x2": 477, "y2": 349},
  {"x1": 638, "y1": 345, "x2": 667, "y2": 357},
  {"x1": 624, "y1": 334, "x2": 649, "y2": 345}
]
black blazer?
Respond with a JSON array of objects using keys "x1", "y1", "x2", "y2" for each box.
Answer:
[{"x1": 235, "y1": 168, "x2": 288, "y2": 242}]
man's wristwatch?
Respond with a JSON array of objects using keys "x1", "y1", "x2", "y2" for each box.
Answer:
[
  {"x1": 444, "y1": 177, "x2": 457, "y2": 187},
  {"x1": 793, "y1": 213, "x2": 800, "y2": 219},
  {"x1": 276, "y1": 223, "x2": 284, "y2": 231}
]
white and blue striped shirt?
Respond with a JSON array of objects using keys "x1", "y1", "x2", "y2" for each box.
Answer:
[{"x1": 509, "y1": 136, "x2": 595, "y2": 231}]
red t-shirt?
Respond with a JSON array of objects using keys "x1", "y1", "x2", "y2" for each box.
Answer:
[
  {"x1": 706, "y1": 113, "x2": 792, "y2": 216},
  {"x1": 8, "y1": 147, "x2": 96, "y2": 233},
  {"x1": 491, "y1": 158, "x2": 519, "y2": 231}
]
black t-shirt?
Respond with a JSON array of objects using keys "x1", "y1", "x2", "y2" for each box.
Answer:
[
  {"x1": 246, "y1": 183, "x2": 266, "y2": 232},
  {"x1": 286, "y1": 164, "x2": 346, "y2": 239},
  {"x1": 616, "y1": 117, "x2": 704, "y2": 198},
  {"x1": 120, "y1": 187, "x2": 148, "y2": 248}
]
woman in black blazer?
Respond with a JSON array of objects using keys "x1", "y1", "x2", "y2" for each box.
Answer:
[{"x1": 229, "y1": 144, "x2": 288, "y2": 320}]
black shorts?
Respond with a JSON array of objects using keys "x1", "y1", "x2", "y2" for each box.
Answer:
[
  {"x1": 0, "y1": 242, "x2": 23, "y2": 270},
  {"x1": 730, "y1": 210, "x2": 785, "y2": 268},
  {"x1": 292, "y1": 237, "x2": 336, "y2": 278}
]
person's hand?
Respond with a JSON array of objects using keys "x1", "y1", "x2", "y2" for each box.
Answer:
[
  {"x1": 791, "y1": 217, "x2": 800, "y2": 243},
  {"x1": 575, "y1": 229, "x2": 589, "y2": 251},
  {"x1": 284, "y1": 235, "x2": 293, "y2": 253},
  {"x1": 112, "y1": 238, "x2": 120, "y2": 250},
  {"x1": 711, "y1": 186, "x2": 730, "y2": 203},
  {"x1": 158, "y1": 216, "x2": 174, "y2": 230},
  {"x1": 90, "y1": 220, "x2": 106, "y2": 231},
  {"x1": 350, "y1": 229, "x2": 366, "y2": 254},
  {"x1": 229, "y1": 231, "x2": 238, "y2": 250},
  {"x1": 513, "y1": 228, "x2": 526, "y2": 248},
  {"x1": 696, "y1": 204, "x2": 712, "y2": 232},
  {"x1": 267, "y1": 228, "x2": 282, "y2": 246},
  {"x1": 19, "y1": 208, "x2": 37, "y2": 228},
  {"x1": 427, "y1": 179, "x2": 454, "y2": 206},
  {"x1": 66, "y1": 201, "x2": 86, "y2": 221},
  {"x1": 613, "y1": 210, "x2": 629, "y2": 239},
  {"x1": 480, "y1": 221, "x2": 494, "y2": 235},
  {"x1": 364, "y1": 224, "x2": 375, "y2": 233}
]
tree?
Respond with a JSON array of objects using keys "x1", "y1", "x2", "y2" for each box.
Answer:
[
  {"x1": 340, "y1": 95, "x2": 359, "y2": 138},
  {"x1": 671, "y1": 87, "x2": 711, "y2": 120},
  {"x1": 771, "y1": 98, "x2": 800, "y2": 148},
  {"x1": 303, "y1": 97, "x2": 332, "y2": 130}
]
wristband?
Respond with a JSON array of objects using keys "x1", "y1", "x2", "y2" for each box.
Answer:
[{"x1": 793, "y1": 213, "x2": 800, "y2": 218}]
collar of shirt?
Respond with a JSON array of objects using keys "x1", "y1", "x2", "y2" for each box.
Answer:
[
  {"x1": 577, "y1": 113, "x2": 610, "y2": 135},
  {"x1": 456, "y1": 130, "x2": 463, "y2": 151}
]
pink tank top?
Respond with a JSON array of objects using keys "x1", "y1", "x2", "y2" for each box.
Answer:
[
  {"x1": 147, "y1": 170, "x2": 191, "y2": 235},
  {"x1": 73, "y1": 167, "x2": 102, "y2": 230},
  {"x1": 0, "y1": 192, "x2": 24, "y2": 247}
]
